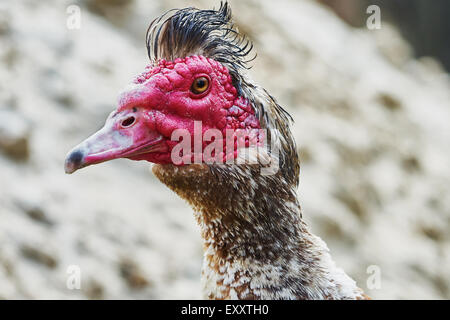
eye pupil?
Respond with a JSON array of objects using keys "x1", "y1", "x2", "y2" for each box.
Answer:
[{"x1": 191, "y1": 76, "x2": 209, "y2": 94}]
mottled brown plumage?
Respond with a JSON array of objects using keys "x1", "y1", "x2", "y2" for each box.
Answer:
[{"x1": 153, "y1": 155, "x2": 365, "y2": 299}]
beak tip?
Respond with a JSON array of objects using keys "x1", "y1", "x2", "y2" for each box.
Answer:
[
  {"x1": 64, "y1": 149, "x2": 85, "y2": 174},
  {"x1": 64, "y1": 164, "x2": 75, "y2": 174}
]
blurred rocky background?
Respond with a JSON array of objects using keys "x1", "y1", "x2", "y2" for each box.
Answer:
[
  {"x1": 320, "y1": 0, "x2": 450, "y2": 71},
  {"x1": 0, "y1": 0, "x2": 449, "y2": 299}
]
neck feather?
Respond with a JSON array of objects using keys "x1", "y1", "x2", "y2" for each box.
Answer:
[{"x1": 152, "y1": 159, "x2": 365, "y2": 300}]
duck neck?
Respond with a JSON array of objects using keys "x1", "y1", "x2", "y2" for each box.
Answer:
[{"x1": 152, "y1": 163, "x2": 364, "y2": 300}]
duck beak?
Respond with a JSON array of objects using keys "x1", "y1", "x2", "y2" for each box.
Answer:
[{"x1": 64, "y1": 111, "x2": 165, "y2": 174}]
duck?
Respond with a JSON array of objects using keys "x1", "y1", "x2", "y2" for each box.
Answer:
[{"x1": 64, "y1": 2, "x2": 368, "y2": 300}]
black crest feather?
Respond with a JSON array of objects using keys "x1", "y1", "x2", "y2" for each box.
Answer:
[{"x1": 146, "y1": 2, "x2": 254, "y2": 94}]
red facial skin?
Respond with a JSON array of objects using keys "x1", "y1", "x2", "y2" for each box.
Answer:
[{"x1": 64, "y1": 55, "x2": 261, "y2": 174}]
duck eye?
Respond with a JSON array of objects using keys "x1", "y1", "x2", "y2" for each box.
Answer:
[{"x1": 190, "y1": 76, "x2": 210, "y2": 95}]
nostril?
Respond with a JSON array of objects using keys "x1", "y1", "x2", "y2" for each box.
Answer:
[{"x1": 121, "y1": 116, "x2": 136, "y2": 128}]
